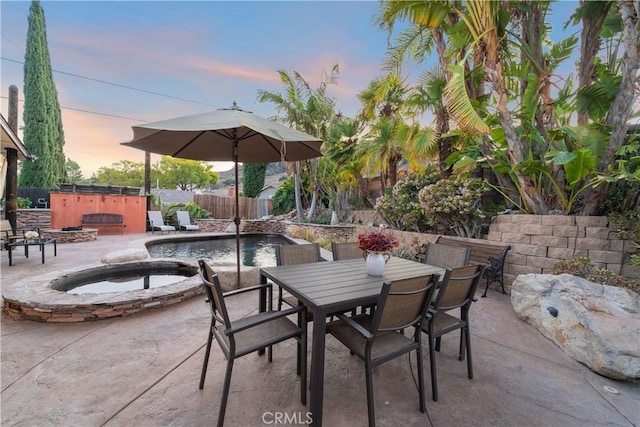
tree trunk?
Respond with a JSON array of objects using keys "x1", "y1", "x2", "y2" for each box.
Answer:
[
  {"x1": 306, "y1": 189, "x2": 319, "y2": 220},
  {"x1": 577, "y1": 1, "x2": 612, "y2": 125},
  {"x1": 432, "y1": 27, "x2": 454, "y2": 179},
  {"x1": 580, "y1": 0, "x2": 640, "y2": 214},
  {"x1": 486, "y1": 65, "x2": 549, "y2": 214},
  {"x1": 293, "y1": 162, "x2": 304, "y2": 220}
]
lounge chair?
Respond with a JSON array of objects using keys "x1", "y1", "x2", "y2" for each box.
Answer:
[
  {"x1": 147, "y1": 211, "x2": 176, "y2": 234},
  {"x1": 176, "y1": 211, "x2": 199, "y2": 232}
]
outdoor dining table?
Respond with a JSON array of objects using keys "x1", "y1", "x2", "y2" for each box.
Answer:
[{"x1": 260, "y1": 256, "x2": 445, "y2": 427}]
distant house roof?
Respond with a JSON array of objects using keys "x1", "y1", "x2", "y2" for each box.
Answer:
[
  {"x1": 260, "y1": 184, "x2": 278, "y2": 192},
  {"x1": 1, "y1": 114, "x2": 32, "y2": 161},
  {"x1": 151, "y1": 189, "x2": 195, "y2": 205}
]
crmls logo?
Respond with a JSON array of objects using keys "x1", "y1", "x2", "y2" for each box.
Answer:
[{"x1": 261, "y1": 411, "x2": 313, "y2": 425}]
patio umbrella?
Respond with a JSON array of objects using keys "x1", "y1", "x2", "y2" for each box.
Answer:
[{"x1": 122, "y1": 102, "x2": 323, "y2": 287}]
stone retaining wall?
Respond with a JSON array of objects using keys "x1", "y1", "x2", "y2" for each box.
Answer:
[
  {"x1": 20, "y1": 211, "x2": 633, "y2": 291},
  {"x1": 15, "y1": 209, "x2": 51, "y2": 231},
  {"x1": 486, "y1": 214, "x2": 637, "y2": 284},
  {"x1": 41, "y1": 229, "x2": 98, "y2": 243}
]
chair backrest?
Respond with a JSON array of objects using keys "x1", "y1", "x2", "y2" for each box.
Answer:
[
  {"x1": 424, "y1": 243, "x2": 470, "y2": 269},
  {"x1": 276, "y1": 243, "x2": 322, "y2": 266},
  {"x1": 177, "y1": 211, "x2": 192, "y2": 226},
  {"x1": 331, "y1": 241, "x2": 362, "y2": 261},
  {"x1": 1, "y1": 219, "x2": 15, "y2": 237},
  {"x1": 372, "y1": 272, "x2": 449, "y2": 333},
  {"x1": 147, "y1": 210, "x2": 166, "y2": 226},
  {"x1": 433, "y1": 264, "x2": 484, "y2": 312},
  {"x1": 198, "y1": 259, "x2": 232, "y2": 330}
]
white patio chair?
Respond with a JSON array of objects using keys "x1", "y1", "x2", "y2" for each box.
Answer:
[
  {"x1": 147, "y1": 211, "x2": 176, "y2": 234},
  {"x1": 176, "y1": 211, "x2": 199, "y2": 232}
]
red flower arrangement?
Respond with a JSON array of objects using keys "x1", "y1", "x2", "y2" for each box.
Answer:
[{"x1": 358, "y1": 231, "x2": 399, "y2": 253}]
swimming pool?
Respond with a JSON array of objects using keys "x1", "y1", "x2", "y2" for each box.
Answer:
[{"x1": 145, "y1": 233, "x2": 295, "y2": 266}]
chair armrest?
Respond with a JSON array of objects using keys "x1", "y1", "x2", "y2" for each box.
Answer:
[
  {"x1": 222, "y1": 283, "x2": 273, "y2": 298},
  {"x1": 334, "y1": 313, "x2": 374, "y2": 340},
  {"x1": 225, "y1": 305, "x2": 305, "y2": 335}
]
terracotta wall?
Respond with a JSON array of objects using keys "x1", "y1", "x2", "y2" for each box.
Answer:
[{"x1": 49, "y1": 192, "x2": 147, "y2": 234}]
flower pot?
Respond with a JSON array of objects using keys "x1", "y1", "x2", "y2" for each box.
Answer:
[{"x1": 365, "y1": 251, "x2": 390, "y2": 276}]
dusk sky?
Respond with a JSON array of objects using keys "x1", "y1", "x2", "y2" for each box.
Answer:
[{"x1": 1, "y1": 1, "x2": 580, "y2": 176}]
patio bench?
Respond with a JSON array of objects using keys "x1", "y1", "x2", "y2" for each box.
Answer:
[
  {"x1": 421, "y1": 236, "x2": 511, "y2": 297},
  {"x1": 81, "y1": 213, "x2": 124, "y2": 235}
]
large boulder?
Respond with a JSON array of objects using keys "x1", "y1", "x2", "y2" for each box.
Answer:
[{"x1": 511, "y1": 273, "x2": 640, "y2": 380}]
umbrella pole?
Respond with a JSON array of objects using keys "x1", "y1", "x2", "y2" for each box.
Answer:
[{"x1": 234, "y1": 139, "x2": 241, "y2": 289}]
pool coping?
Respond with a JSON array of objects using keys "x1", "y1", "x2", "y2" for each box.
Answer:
[{"x1": 2, "y1": 232, "x2": 326, "y2": 322}]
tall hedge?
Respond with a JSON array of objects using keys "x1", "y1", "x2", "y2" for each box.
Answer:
[
  {"x1": 20, "y1": 0, "x2": 66, "y2": 188},
  {"x1": 243, "y1": 163, "x2": 267, "y2": 198}
]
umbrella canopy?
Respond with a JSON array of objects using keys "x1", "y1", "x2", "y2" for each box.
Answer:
[
  {"x1": 122, "y1": 103, "x2": 323, "y2": 163},
  {"x1": 122, "y1": 102, "x2": 323, "y2": 287}
]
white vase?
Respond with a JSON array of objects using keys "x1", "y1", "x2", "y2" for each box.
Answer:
[{"x1": 365, "y1": 251, "x2": 389, "y2": 276}]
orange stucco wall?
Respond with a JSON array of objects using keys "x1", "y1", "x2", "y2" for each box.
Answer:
[{"x1": 49, "y1": 192, "x2": 147, "y2": 234}]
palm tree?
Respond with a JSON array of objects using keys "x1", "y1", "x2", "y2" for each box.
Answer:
[
  {"x1": 378, "y1": 0, "x2": 639, "y2": 215},
  {"x1": 257, "y1": 65, "x2": 339, "y2": 219},
  {"x1": 357, "y1": 73, "x2": 432, "y2": 190},
  {"x1": 323, "y1": 116, "x2": 372, "y2": 207}
]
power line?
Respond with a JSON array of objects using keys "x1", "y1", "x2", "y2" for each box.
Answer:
[
  {"x1": 0, "y1": 95, "x2": 146, "y2": 122},
  {"x1": 1, "y1": 57, "x2": 217, "y2": 108}
]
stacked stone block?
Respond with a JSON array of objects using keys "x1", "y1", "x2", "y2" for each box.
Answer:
[
  {"x1": 15, "y1": 208, "x2": 51, "y2": 231},
  {"x1": 487, "y1": 215, "x2": 631, "y2": 285}
]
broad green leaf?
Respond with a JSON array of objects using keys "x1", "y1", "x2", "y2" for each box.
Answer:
[
  {"x1": 547, "y1": 150, "x2": 578, "y2": 165},
  {"x1": 444, "y1": 59, "x2": 491, "y2": 135},
  {"x1": 564, "y1": 148, "x2": 596, "y2": 187},
  {"x1": 452, "y1": 156, "x2": 478, "y2": 170}
]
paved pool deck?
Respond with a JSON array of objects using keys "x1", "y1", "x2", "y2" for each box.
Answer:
[{"x1": 1, "y1": 232, "x2": 638, "y2": 426}]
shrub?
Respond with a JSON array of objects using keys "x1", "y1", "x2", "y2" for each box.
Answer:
[
  {"x1": 18, "y1": 197, "x2": 32, "y2": 208},
  {"x1": 552, "y1": 257, "x2": 639, "y2": 293},
  {"x1": 418, "y1": 175, "x2": 490, "y2": 238},
  {"x1": 272, "y1": 177, "x2": 295, "y2": 215},
  {"x1": 164, "y1": 202, "x2": 211, "y2": 226},
  {"x1": 374, "y1": 167, "x2": 440, "y2": 232},
  {"x1": 305, "y1": 211, "x2": 332, "y2": 225}
]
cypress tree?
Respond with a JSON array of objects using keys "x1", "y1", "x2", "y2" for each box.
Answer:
[
  {"x1": 242, "y1": 163, "x2": 267, "y2": 198},
  {"x1": 20, "y1": 0, "x2": 66, "y2": 188}
]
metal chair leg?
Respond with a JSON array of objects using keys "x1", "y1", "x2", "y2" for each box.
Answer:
[
  {"x1": 365, "y1": 362, "x2": 376, "y2": 427},
  {"x1": 465, "y1": 325, "x2": 474, "y2": 379},
  {"x1": 199, "y1": 323, "x2": 214, "y2": 389},
  {"x1": 217, "y1": 358, "x2": 234, "y2": 427},
  {"x1": 416, "y1": 343, "x2": 426, "y2": 413},
  {"x1": 429, "y1": 334, "x2": 438, "y2": 402}
]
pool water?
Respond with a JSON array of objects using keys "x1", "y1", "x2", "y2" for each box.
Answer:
[
  {"x1": 68, "y1": 274, "x2": 190, "y2": 295},
  {"x1": 146, "y1": 234, "x2": 293, "y2": 267},
  {"x1": 49, "y1": 261, "x2": 199, "y2": 296}
]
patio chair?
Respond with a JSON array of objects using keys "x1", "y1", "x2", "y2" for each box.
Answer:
[
  {"x1": 326, "y1": 272, "x2": 448, "y2": 427},
  {"x1": 197, "y1": 260, "x2": 307, "y2": 427},
  {"x1": 147, "y1": 211, "x2": 176, "y2": 234},
  {"x1": 421, "y1": 264, "x2": 484, "y2": 401},
  {"x1": 331, "y1": 241, "x2": 363, "y2": 261},
  {"x1": 420, "y1": 243, "x2": 470, "y2": 269},
  {"x1": 332, "y1": 241, "x2": 370, "y2": 315},
  {"x1": 1, "y1": 219, "x2": 23, "y2": 249},
  {"x1": 275, "y1": 243, "x2": 322, "y2": 312},
  {"x1": 176, "y1": 210, "x2": 199, "y2": 231}
]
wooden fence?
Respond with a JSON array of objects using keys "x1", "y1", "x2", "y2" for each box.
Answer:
[{"x1": 194, "y1": 194, "x2": 272, "y2": 219}]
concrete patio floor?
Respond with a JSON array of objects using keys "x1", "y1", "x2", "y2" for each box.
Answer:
[{"x1": 1, "y1": 233, "x2": 638, "y2": 426}]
